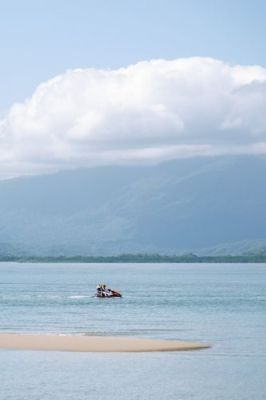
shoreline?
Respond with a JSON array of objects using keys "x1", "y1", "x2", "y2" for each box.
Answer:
[
  {"x1": 1, "y1": 254, "x2": 266, "y2": 264},
  {"x1": 0, "y1": 333, "x2": 210, "y2": 353}
]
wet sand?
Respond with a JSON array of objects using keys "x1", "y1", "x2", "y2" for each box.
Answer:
[{"x1": 0, "y1": 333, "x2": 210, "y2": 352}]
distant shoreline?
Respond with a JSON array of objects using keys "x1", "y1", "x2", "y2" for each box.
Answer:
[{"x1": 0, "y1": 254, "x2": 266, "y2": 263}]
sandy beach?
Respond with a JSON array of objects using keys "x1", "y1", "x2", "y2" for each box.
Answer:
[{"x1": 0, "y1": 333, "x2": 210, "y2": 352}]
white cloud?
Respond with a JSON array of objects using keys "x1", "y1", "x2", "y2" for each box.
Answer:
[{"x1": 1, "y1": 57, "x2": 266, "y2": 179}]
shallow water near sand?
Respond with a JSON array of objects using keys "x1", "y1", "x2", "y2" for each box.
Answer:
[{"x1": 0, "y1": 262, "x2": 265, "y2": 399}]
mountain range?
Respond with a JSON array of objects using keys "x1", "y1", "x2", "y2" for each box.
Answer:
[{"x1": 0, "y1": 155, "x2": 266, "y2": 257}]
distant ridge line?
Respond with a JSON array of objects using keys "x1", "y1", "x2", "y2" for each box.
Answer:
[{"x1": 1, "y1": 253, "x2": 266, "y2": 263}]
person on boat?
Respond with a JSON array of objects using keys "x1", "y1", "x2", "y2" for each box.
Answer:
[
  {"x1": 96, "y1": 284, "x2": 104, "y2": 296},
  {"x1": 106, "y1": 287, "x2": 114, "y2": 296}
]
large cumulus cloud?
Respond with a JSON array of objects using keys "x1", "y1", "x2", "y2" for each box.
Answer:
[{"x1": 1, "y1": 57, "x2": 266, "y2": 178}]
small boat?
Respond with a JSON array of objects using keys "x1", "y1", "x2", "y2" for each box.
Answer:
[{"x1": 95, "y1": 284, "x2": 122, "y2": 298}]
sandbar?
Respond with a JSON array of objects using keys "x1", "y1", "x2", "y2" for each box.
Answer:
[{"x1": 0, "y1": 333, "x2": 209, "y2": 352}]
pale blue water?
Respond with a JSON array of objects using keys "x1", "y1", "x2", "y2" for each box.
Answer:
[{"x1": 0, "y1": 263, "x2": 265, "y2": 399}]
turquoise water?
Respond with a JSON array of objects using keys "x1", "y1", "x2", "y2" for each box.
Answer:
[{"x1": 0, "y1": 263, "x2": 265, "y2": 399}]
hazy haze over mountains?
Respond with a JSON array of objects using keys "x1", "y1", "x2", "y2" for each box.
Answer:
[{"x1": 0, "y1": 155, "x2": 265, "y2": 257}]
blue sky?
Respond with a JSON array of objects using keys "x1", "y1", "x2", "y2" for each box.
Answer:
[
  {"x1": 1, "y1": 0, "x2": 266, "y2": 110},
  {"x1": 1, "y1": 0, "x2": 266, "y2": 179}
]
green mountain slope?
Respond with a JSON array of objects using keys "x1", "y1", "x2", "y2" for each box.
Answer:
[{"x1": 0, "y1": 156, "x2": 266, "y2": 256}]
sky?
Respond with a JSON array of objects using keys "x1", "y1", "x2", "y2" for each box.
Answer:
[
  {"x1": 1, "y1": 0, "x2": 266, "y2": 110},
  {"x1": 0, "y1": 0, "x2": 266, "y2": 178}
]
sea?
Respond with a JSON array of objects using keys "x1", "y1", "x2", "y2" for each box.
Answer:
[{"x1": 0, "y1": 262, "x2": 265, "y2": 400}]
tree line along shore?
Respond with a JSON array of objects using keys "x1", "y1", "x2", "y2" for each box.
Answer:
[{"x1": 0, "y1": 253, "x2": 266, "y2": 263}]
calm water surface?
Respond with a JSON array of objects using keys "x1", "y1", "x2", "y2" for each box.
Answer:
[{"x1": 0, "y1": 263, "x2": 265, "y2": 400}]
